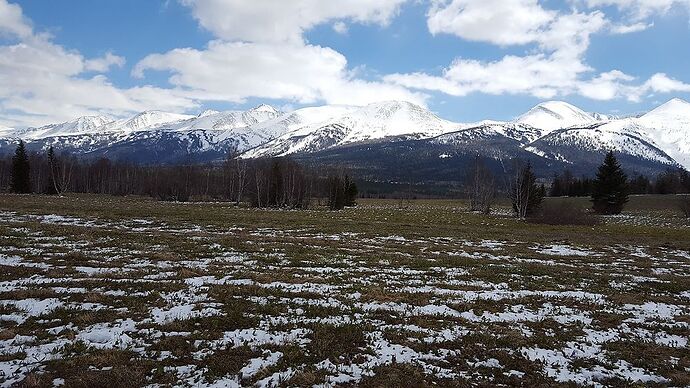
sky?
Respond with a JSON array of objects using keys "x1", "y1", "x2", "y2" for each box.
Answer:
[{"x1": 1, "y1": 0, "x2": 690, "y2": 128}]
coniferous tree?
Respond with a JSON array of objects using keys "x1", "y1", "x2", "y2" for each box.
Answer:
[
  {"x1": 10, "y1": 141, "x2": 31, "y2": 193},
  {"x1": 46, "y1": 146, "x2": 60, "y2": 194},
  {"x1": 591, "y1": 151, "x2": 628, "y2": 214},
  {"x1": 549, "y1": 173, "x2": 563, "y2": 197},
  {"x1": 344, "y1": 175, "x2": 358, "y2": 207}
]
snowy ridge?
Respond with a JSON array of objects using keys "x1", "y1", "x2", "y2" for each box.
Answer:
[
  {"x1": 0, "y1": 99, "x2": 689, "y2": 170},
  {"x1": 527, "y1": 120, "x2": 678, "y2": 166},
  {"x1": 105, "y1": 111, "x2": 195, "y2": 133},
  {"x1": 637, "y1": 98, "x2": 690, "y2": 169},
  {"x1": 243, "y1": 101, "x2": 464, "y2": 158},
  {"x1": 516, "y1": 101, "x2": 599, "y2": 133},
  {"x1": 19, "y1": 116, "x2": 115, "y2": 140}
]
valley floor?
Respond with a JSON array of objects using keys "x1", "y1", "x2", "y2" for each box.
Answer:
[{"x1": 0, "y1": 195, "x2": 688, "y2": 387}]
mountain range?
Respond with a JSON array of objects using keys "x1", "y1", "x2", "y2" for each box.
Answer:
[{"x1": 1, "y1": 99, "x2": 689, "y2": 180}]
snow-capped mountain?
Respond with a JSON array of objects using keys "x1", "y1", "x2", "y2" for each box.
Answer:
[
  {"x1": 0, "y1": 99, "x2": 688, "y2": 177},
  {"x1": 105, "y1": 111, "x2": 194, "y2": 133},
  {"x1": 8, "y1": 116, "x2": 114, "y2": 140},
  {"x1": 243, "y1": 101, "x2": 464, "y2": 158},
  {"x1": 516, "y1": 101, "x2": 599, "y2": 133},
  {"x1": 522, "y1": 98, "x2": 690, "y2": 171},
  {"x1": 525, "y1": 120, "x2": 678, "y2": 168},
  {"x1": 0, "y1": 125, "x2": 15, "y2": 137},
  {"x1": 637, "y1": 98, "x2": 690, "y2": 169}
]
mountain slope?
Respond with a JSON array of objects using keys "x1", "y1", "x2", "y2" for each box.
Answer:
[
  {"x1": 0, "y1": 99, "x2": 687, "y2": 177},
  {"x1": 8, "y1": 116, "x2": 114, "y2": 139},
  {"x1": 105, "y1": 111, "x2": 194, "y2": 133},
  {"x1": 637, "y1": 98, "x2": 690, "y2": 169},
  {"x1": 525, "y1": 120, "x2": 679, "y2": 175},
  {"x1": 243, "y1": 101, "x2": 463, "y2": 158}
]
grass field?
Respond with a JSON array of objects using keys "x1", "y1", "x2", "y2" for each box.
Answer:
[{"x1": 0, "y1": 194, "x2": 688, "y2": 387}]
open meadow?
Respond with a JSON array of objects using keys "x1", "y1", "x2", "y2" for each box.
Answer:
[{"x1": 0, "y1": 194, "x2": 689, "y2": 387}]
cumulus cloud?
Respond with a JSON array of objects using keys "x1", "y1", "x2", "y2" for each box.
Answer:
[
  {"x1": 387, "y1": 0, "x2": 690, "y2": 103},
  {"x1": 427, "y1": 0, "x2": 556, "y2": 45},
  {"x1": 0, "y1": 0, "x2": 31, "y2": 38},
  {"x1": 180, "y1": 0, "x2": 407, "y2": 43},
  {"x1": 84, "y1": 52, "x2": 126, "y2": 72},
  {"x1": 388, "y1": 7, "x2": 607, "y2": 99},
  {"x1": 134, "y1": 40, "x2": 425, "y2": 106},
  {"x1": 134, "y1": 0, "x2": 424, "y2": 108},
  {"x1": 0, "y1": 0, "x2": 198, "y2": 128}
]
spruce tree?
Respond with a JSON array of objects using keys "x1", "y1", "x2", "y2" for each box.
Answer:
[
  {"x1": 591, "y1": 151, "x2": 628, "y2": 214},
  {"x1": 46, "y1": 146, "x2": 59, "y2": 194},
  {"x1": 10, "y1": 140, "x2": 31, "y2": 194},
  {"x1": 344, "y1": 175, "x2": 358, "y2": 207}
]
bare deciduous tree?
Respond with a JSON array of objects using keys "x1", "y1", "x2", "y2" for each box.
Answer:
[
  {"x1": 466, "y1": 155, "x2": 495, "y2": 214},
  {"x1": 509, "y1": 161, "x2": 544, "y2": 219}
]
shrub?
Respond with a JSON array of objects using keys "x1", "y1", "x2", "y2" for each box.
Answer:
[{"x1": 529, "y1": 201, "x2": 600, "y2": 226}]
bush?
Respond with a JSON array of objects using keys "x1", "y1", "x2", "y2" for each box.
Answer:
[
  {"x1": 528, "y1": 201, "x2": 600, "y2": 226},
  {"x1": 679, "y1": 195, "x2": 690, "y2": 218}
]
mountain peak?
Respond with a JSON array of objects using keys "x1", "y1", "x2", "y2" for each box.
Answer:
[
  {"x1": 115, "y1": 110, "x2": 194, "y2": 131},
  {"x1": 667, "y1": 97, "x2": 690, "y2": 104},
  {"x1": 197, "y1": 109, "x2": 220, "y2": 118},
  {"x1": 516, "y1": 101, "x2": 597, "y2": 132},
  {"x1": 642, "y1": 98, "x2": 690, "y2": 121},
  {"x1": 250, "y1": 104, "x2": 278, "y2": 114}
]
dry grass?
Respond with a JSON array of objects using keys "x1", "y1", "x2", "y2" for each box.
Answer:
[{"x1": 0, "y1": 193, "x2": 687, "y2": 387}]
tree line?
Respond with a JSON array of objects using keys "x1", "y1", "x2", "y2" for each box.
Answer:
[
  {"x1": 550, "y1": 167, "x2": 690, "y2": 197},
  {"x1": 3, "y1": 140, "x2": 687, "y2": 217},
  {"x1": 465, "y1": 151, "x2": 677, "y2": 217},
  {"x1": 2, "y1": 141, "x2": 358, "y2": 210}
]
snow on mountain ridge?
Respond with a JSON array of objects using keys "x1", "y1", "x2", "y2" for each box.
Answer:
[
  {"x1": 108, "y1": 111, "x2": 195, "y2": 132},
  {"x1": 516, "y1": 101, "x2": 599, "y2": 133},
  {"x1": 250, "y1": 104, "x2": 279, "y2": 114},
  {"x1": 243, "y1": 101, "x2": 464, "y2": 158},
  {"x1": 1, "y1": 99, "x2": 689, "y2": 170},
  {"x1": 636, "y1": 98, "x2": 690, "y2": 169},
  {"x1": 18, "y1": 115, "x2": 115, "y2": 139},
  {"x1": 642, "y1": 98, "x2": 690, "y2": 120}
]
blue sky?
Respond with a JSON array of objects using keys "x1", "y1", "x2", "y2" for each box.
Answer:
[{"x1": 1, "y1": 0, "x2": 690, "y2": 127}]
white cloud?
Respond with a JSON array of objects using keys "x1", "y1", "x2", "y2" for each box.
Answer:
[
  {"x1": 84, "y1": 52, "x2": 126, "y2": 72},
  {"x1": 134, "y1": 40, "x2": 426, "y2": 106},
  {"x1": 577, "y1": 70, "x2": 635, "y2": 100},
  {"x1": 133, "y1": 0, "x2": 424, "y2": 108},
  {"x1": 333, "y1": 21, "x2": 349, "y2": 35},
  {"x1": 387, "y1": 52, "x2": 588, "y2": 99},
  {"x1": 584, "y1": 0, "x2": 690, "y2": 20},
  {"x1": 180, "y1": 0, "x2": 406, "y2": 43},
  {"x1": 427, "y1": 0, "x2": 556, "y2": 45},
  {"x1": 388, "y1": 8, "x2": 608, "y2": 99},
  {"x1": 0, "y1": 0, "x2": 198, "y2": 128},
  {"x1": 610, "y1": 21, "x2": 653, "y2": 34},
  {"x1": 0, "y1": 0, "x2": 32, "y2": 38},
  {"x1": 639, "y1": 73, "x2": 690, "y2": 95},
  {"x1": 389, "y1": 1, "x2": 690, "y2": 103}
]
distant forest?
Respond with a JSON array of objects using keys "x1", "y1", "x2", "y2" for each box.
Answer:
[
  {"x1": 1, "y1": 143, "x2": 689, "y2": 206},
  {"x1": 0, "y1": 143, "x2": 357, "y2": 210}
]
